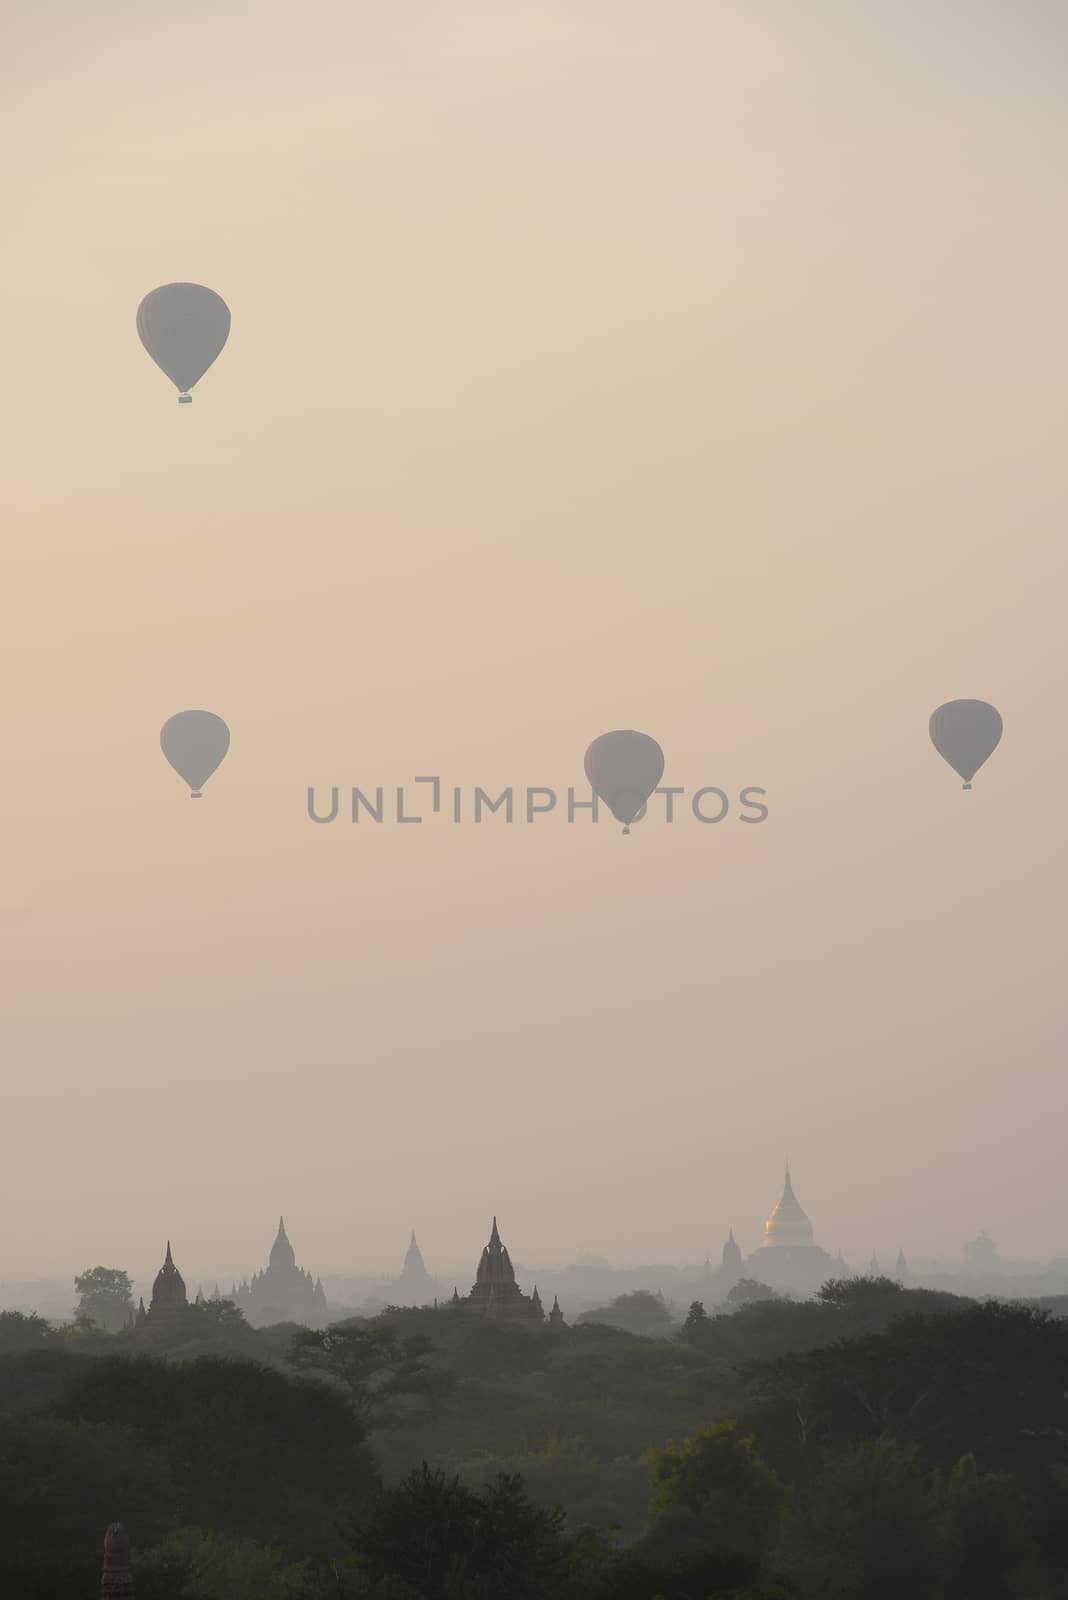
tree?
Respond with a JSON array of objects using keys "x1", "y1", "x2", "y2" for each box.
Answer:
[
  {"x1": 350, "y1": 1464, "x2": 575, "y2": 1599},
  {"x1": 744, "y1": 1301, "x2": 1068, "y2": 1575},
  {"x1": 647, "y1": 1420, "x2": 783, "y2": 1565},
  {"x1": 575, "y1": 1291, "x2": 675, "y2": 1339},
  {"x1": 773, "y1": 1437, "x2": 950, "y2": 1600},
  {"x1": 134, "y1": 1528, "x2": 314, "y2": 1600},
  {"x1": 447, "y1": 1440, "x2": 652, "y2": 1546},
  {"x1": 747, "y1": 1301, "x2": 1068, "y2": 1481},
  {"x1": 0, "y1": 1346, "x2": 91, "y2": 1414},
  {"x1": 599, "y1": 1544, "x2": 774, "y2": 1600},
  {"x1": 0, "y1": 1411, "x2": 178, "y2": 1596},
  {"x1": 677, "y1": 1301, "x2": 711, "y2": 1347},
  {"x1": 289, "y1": 1322, "x2": 454, "y2": 1426},
  {"x1": 192, "y1": 1296, "x2": 247, "y2": 1330},
  {"x1": 0, "y1": 1309, "x2": 54, "y2": 1353},
  {"x1": 726, "y1": 1278, "x2": 778, "y2": 1307},
  {"x1": 120, "y1": 1297, "x2": 273, "y2": 1363},
  {"x1": 815, "y1": 1274, "x2": 903, "y2": 1311},
  {"x1": 54, "y1": 1352, "x2": 376, "y2": 1553},
  {"x1": 74, "y1": 1266, "x2": 133, "y2": 1332},
  {"x1": 944, "y1": 1453, "x2": 1036, "y2": 1600}
]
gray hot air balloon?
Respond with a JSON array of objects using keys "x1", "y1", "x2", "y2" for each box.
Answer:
[
  {"x1": 161, "y1": 711, "x2": 230, "y2": 798},
  {"x1": 137, "y1": 283, "x2": 231, "y2": 402},
  {"x1": 929, "y1": 699, "x2": 1003, "y2": 789},
  {"x1": 584, "y1": 730, "x2": 665, "y2": 834}
]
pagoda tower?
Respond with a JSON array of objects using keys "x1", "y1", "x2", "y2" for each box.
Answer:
[
  {"x1": 139, "y1": 1242, "x2": 187, "y2": 1326},
  {"x1": 395, "y1": 1231, "x2": 435, "y2": 1305},
  {"x1": 741, "y1": 1167, "x2": 838, "y2": 1295},
  {"x1": 458, "y1": 1218, "x2": 545, "y2": 1325},
  {"x1": 548, "y1": 1294, "x2": 566, "y2": 1328},
  {"x1": 232, "y1": 1218, "x2": 328, "y2": 1327},
  {"x1": 101, "y1": 1521, "x2": 134, "y2": 1599},
  {"x1": 764, "y1": 1168, "x2": 815, "y2": 1248}
]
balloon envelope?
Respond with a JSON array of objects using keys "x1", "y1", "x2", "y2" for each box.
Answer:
[
  {"x1": 137, "y1": 283, "x2": 230, "y2": 399},
  {"x1": 161, "y1": 711, "x2": 230, "y2": 796},
  {"x1": 584, "y1": 730, "x2": 665, "y2": 829},
  {"x1": 929, "y1": 699, "x2": 1002, "y2": 787}
]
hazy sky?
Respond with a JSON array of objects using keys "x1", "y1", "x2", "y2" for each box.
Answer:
[{"x1": 3, "y1": 1, "x2": 1067, "y2": 1285}]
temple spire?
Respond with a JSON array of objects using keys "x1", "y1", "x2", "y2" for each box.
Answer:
[
  {"x1": 269, "y1": 1215, "x2": 296, "y2": 1270},
  {"x1": 101, "y1": 1522, "x2": 133, "y2": 1599},
  {"x1": 489, "y1": 1216, "x2": 501, "y2": 1247},
  {"x1": 147, "y1": 1241, "x2": 187, "y2": 1325},
  {"x1": 397, "y1": 1230, "x2": 432, "y2": 1303}
]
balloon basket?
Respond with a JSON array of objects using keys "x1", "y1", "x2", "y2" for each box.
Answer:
[
  {"x1": 178, "y1": 394, "x2": 192, "y2": 404},
  {"x1": 962, "y1": 783, "x2": 972, "y2": 791},
  {"x1": 622, "y1": 826, "x2": 630, "y2": 836},
  {"x1": 190, "y1": 791, "x2": 203, "y2": 799}
]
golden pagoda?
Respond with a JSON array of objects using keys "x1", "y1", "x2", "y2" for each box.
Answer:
[{"x1": 764, "y1": 1167, "x2": 816, "y2": 1249}]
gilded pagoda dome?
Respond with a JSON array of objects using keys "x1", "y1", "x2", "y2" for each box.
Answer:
[{"x1": 764, "y1": 1168, "x2": 815, "y2": 1248}]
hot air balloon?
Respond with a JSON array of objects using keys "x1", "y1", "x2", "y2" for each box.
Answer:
[
  {"x1": 929, "y1": 699, "x2": 1002, "y2": 789},
  {"x1": 161, "y1": 711, "x2": 230, "y2": 798},
  {"x1": 137, "y1": 283, "x2": 231, "y2": 402},
  {"x1": 584, "y1": 730, "x2": 665, "y2": 834}
]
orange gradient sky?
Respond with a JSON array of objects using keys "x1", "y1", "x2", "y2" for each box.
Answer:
[{"x1": 2, "y1": 1, "x2": 1067, "y2": 1283}]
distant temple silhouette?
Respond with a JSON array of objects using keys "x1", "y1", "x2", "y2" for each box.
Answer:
[
  {"x1": 701, "y1": 1168, "x2": 849, "y2": 1298},
  {"x1": 451, "y1": 1217, "x2": 562, "y2": 1327},
  {"x1": 713, "y1": 1177, "x2": 908, "y2": 1299},
  {"x1": 230, "y1": 1217, "x2": 328, "y2": 1326},
  {"x1": 393, "y1": 1230, "x2": 436, "y2": 1305},
  {"x1": 129, "y1": 1241, "x2": 187, "y2": 1328},
  {"x1": 742, "y1": 1166, "x2": 843, "y2": 1291}
]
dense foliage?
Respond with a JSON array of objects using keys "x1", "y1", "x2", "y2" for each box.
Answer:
[{"x1": 0, "y1": 1282, "x2": 1066, "y2": 1598}]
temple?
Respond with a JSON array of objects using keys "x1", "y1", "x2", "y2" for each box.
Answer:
[
  {"x1": 698, "y1": 1168, "x2": 844, "y2": 1300},
  {"x1": 101, "y1": 1522, "x2": 134, "y2": 1599},
  {"x1": 231, "y1": 1217, "x2": 328, "y2": 1327},
  {"x1": 130, "y1": 1241, "x2": 187, "y2": 1328},
  {"x1": 393, "y1": 1231, "x2": 435, "y2": 1305},
  {"x1": 738, "y1": 1167, "x2": 841, "y2": 1294},
  {"x1": 452, "y1": 1217, "x2": 551, "y2": 1326},
  {"x1": 763, "y1": 1168, "x2": 816, "y2": 1248}
]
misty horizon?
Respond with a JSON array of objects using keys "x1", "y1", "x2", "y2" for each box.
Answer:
[{"x1": 8, "y1": 1175, "x2": 1062, "y2": 1297}]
